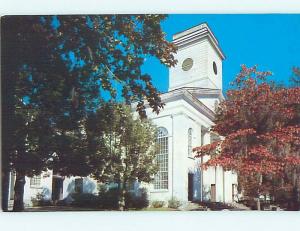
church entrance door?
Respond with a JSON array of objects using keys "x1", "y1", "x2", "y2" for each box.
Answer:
[
  {"x1": 52, "y1": 177, "x2": 64, "y2": 201},
  {"x1": 211, "y1": 184, "x2": 216, "y2": 202},
  {"x1": 188, "y1": 173, "x2": 194, "y2": 201}
]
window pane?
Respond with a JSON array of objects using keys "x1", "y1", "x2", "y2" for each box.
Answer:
[
  {"x1": 154, "y1": 127, "x2": 168, "y2": 190},
  {"x1": 30, "y1": 175, "x2": 41, "y2": 188},
  {"x1": 188, "y1": 128, "x2": 193, "y2": 157}
]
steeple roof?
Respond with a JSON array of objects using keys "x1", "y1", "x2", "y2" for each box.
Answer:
[{"x1": 173, "y1": 23, "x2": 225, "y2": 60}]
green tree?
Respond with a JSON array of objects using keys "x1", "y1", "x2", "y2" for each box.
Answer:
[
  {"x1": 86, "y1": 103, "x2": 158, "y2": 210},
  {"x1": 1, "y1": 15, "x2": 176, "y2": 211}
]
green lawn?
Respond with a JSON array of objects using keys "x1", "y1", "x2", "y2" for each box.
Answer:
[
  {"x1": 23, "y1": 206, "x2": 179, "y2": 212},
  {"x1": 140, "y1": 207, "x2": 179, "y2": 211}
]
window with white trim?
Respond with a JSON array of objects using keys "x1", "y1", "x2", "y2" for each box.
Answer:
[
  {"x1": 30, "y1": 175, "x2": 41, "y2": 188},
  {"x1": 188, "y1": 128, "x2": 193, "y2": 157},
  {"x1": 154, "y1": 127, "x2": 168, "y2": 190}
]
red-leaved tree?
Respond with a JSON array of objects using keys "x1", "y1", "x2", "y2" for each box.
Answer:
[{"x1": 193, "y1": 65, "x2": 300, "y2": 210}]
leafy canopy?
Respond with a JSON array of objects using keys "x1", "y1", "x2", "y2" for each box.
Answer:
[
  {"x1": 2, "y1": 15, "x2": 176, "y2": 176},
  {"x1": 86, "y1": 103, "x2": 158, "y2": 184},
  {"x1": 194, "y1": 65, "x2": 300, "y2": 175}
]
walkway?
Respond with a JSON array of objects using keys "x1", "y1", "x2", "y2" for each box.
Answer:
[{"x1": 178, "y1": 201, "x2": 251, "y2": 211}]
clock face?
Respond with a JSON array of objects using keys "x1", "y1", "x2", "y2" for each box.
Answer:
[
  {"x1": 182, "y1": 58, "x2": 193, "y2": 71},
  {"x1": 213, "y1": 61, "x2": 218, "y2": 75}
]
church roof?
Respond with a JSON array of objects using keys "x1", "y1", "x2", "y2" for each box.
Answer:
[
  {"x1": 179, "y1": 87, "x2": 225, "y2": 101},
  {"x1": 172, "y1": 23, "x2": 225, "y2": 60},
  {"x1": 158, "y1": 87, "x2": 220, "y2": 121},
  {"x1": 132, "y1": 88, "x2": 221, "y2": 122}
]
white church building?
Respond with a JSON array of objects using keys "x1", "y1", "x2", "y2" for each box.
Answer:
[
  {"x1": 7, "y1": 23, "x2": 238, "y2": 207},
  {"x1": 141, "y1": 23, "x2": 238, "y2": 203}
]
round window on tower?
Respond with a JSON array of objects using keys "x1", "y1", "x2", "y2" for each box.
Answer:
[
  {"x1": 182, "y1": 58, "x2": 193, "y2": 71},
  {"x1": 213, "y1": 61, "x2": 218, "y2": 75}
]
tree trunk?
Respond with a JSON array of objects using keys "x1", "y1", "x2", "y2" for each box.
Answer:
[
  {"x1": 119, "y1": 188, "x2": 127, "y2": 211},
  {"x1": 256, "y1": 174, "x2": 263, "y2": 211},
  {"x1": 118, "y1": 176, "x2": 128, "y2": 211},
  {"x1": 2, "y1": 17, "x2": 16, "y2": 212},
  {"x1": 257, "y1": 198, "x2": 261, "y2": 211},
  {"x1": 118, "y1": 179, "x2": 128, "y2": 211},
  {"x1": 1, "y1": 169, "x2": 10, "y2": 211},
  {"x1": 119, "y1": 148, "x2": 128, "y2": 211},
  {"x1": 13, "y1": 171, "x2": 26, "y2": 211}
]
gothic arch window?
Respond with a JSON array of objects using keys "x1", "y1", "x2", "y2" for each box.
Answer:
[
  {"x1": 154, "y1": 127, "x2": 168, "y2": 190},
  {"x1": 188, "y1": 128, "x2": 193, "y2": 158}
]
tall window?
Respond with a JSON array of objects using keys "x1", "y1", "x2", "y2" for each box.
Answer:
[
  {"x1": 30, "y1": 175, "x2": 41, "y2": 188},
  {"x1": 188, "y1": 128, "x2": 193, "y2": 157},
  {"x1": 10, "y1": 172, "x2": 16, "y2": 199},
  {"x1": 214, "y1": 100, "x2": 219, "y2": 112},
  {"x1": 154, "y1": 127, "x2": 168, "y2": 190}
]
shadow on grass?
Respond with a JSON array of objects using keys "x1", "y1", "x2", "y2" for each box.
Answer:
[
  {"x1": 193, "y1": 202, "x2": 238, "y2": 211},
  {"x1": 23, "y1": 206, "x2": 180, "y2": 212}
]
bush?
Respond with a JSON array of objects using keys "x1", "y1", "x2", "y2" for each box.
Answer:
[
  {"x1": 69, "y1": 186, "x2": 150, "y2": 210},
  {"x1": 71, "y1": 193, "x2": 100, "y2": 208},
  {"x1": 31, "y1": 192, "x2": 52, "y2": 207},
  {"x1": 125, "y1": 188, "x2": 149, "y2": 209},
  {"x1": 168, "y1": 197, "x2": 181, "y2": 209},
  {"x1": 56, "y1": 199, "x2": 69, "y2": 206},
  {"x1": 151, "y1": 200, "x2": 165, "y2": 208},
  {"x1": 98, "y1": 187, "x2": 120, "y2": 210}
]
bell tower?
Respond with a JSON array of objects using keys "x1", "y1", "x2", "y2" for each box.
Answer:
[{"x1": 169, "y1": 23, "x2": 225, "y2": 91}]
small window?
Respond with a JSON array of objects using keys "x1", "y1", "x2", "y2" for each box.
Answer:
[
  {"x1": 30, "y1": 175, "x2": 41, "y2": 188},
  {"x1": 232, "y1": 184, "x2": 237, "y2": 202},
  {"x1": 188, "y1": 128, "x2": 193, "y2": 158},
  {"x1": 201, "y1": 133, "x2": 205, "y2": 146},
  {"x1": 75, "y1": 178, "x2": 83, "y2": 193},
  {"x1": 214, "y1": 100, "x2": 219, "y2": 111},
  {"x1": 213, "y1": 61, "x2": 218, "y2": 75},
  {"x1": 211, "y1": 133, "x2": 220, "y2": 143},
  {"x1": 201, "y1": 126, "x2": 207, "y2": 146}
]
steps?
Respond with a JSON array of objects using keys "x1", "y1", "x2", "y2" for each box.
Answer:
[
  {"x1": 178, "y1": 201, "x2": 208, "y2": 211},
  {"x1": 7, "y1": 200, "x2": 14, "y2": 211},
  {"x1": 229, "y1": 202, "x2": 251, "y2": 211}
]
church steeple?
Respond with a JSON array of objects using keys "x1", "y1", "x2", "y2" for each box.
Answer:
[{"x1": 169, "y1": 23, "x2": 225, "y2": 91}]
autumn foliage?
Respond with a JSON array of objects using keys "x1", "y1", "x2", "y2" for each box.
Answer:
[{"x1": 193, "y1": 65, "x2": 300, "y2": 205}]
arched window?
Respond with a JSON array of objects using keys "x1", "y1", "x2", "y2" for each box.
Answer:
[
  {"x1": 188, "y1": 128, "x2": 193, "y2": 157},
  {"x1": 154, "y1": 127, "x2": 168, "y2": 190}
]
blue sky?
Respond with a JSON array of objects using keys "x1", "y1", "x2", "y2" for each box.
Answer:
[{"x1": 142, "y1": 14, "x2": 300, "y2": 94}]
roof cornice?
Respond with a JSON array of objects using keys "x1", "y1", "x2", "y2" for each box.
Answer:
[
  {"x1": 184, "y1": 87, "x2": 225, "y2": 101},
  {"x1": 155, "y1": 88, "x2": 216, "y2": 121},
  {"x1": 132, "y1": 87, "x2": 222, "y2": 121},
  {"x1": 172, "y1": 23, "x2": 225, "y2": 60}
]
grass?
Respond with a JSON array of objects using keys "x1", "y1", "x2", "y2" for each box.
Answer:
[
  {"x1": 22, "y1": 206, "x2": 179, "y2": 212},
  {"x1": 141, "y1": 207, "x2": 179, "y2": 211}
]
